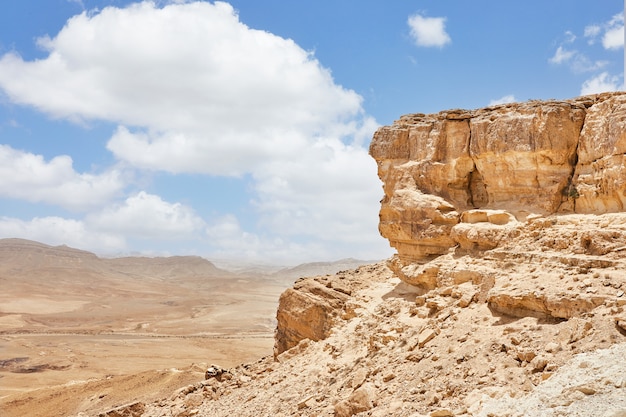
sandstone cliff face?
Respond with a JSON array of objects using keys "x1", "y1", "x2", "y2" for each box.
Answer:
[
  {"x1": 92, "y1": 95, "x2": 626, "y2": 417},
  {"x1": 274, "y1": 276, "x2": 350, "y2": 355},
  {"x1": 370, "y1": 92, "x2": 626, "y2": 267}
]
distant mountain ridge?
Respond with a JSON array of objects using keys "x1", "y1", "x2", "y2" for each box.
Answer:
[
  {"x1": 271, "y1": 258, "x2": 376, "y2": 281},
  {"x1": 0, "y1": 238, "x2": 229, "y2": 280},
  {"x1": 0, "y1": 238, "x2": 375, "y2": 282}
]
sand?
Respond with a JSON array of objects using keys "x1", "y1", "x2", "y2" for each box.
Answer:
[{"x1": 0, "y1": 239, "x2": 292, "y2": 417}]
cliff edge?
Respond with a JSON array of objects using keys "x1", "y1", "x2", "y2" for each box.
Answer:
[
  {"x1": 370, "y1": 92, "x2": 626, "y2": 287},
  {"x1": 92, "y1": 94, "x2": 626, "y2": 417}
]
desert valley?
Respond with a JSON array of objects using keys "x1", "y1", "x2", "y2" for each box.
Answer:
[
  {"x1": 2, "y1": 92, "x2": 626, "y2": 417},
  {"x1": 0, "y1": 237, "x2": 367, "y2": 416}
]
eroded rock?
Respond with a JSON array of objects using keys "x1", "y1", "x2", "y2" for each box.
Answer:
[
  {"x1": 370, "y1": 92, "x2": 626, "y2": 270},
  {"x1": 273, "y1": 278, "x2": 349, "y2": 356},
  {"x1": 98, "y1": 402, "x2": 145, "y2": 417}
]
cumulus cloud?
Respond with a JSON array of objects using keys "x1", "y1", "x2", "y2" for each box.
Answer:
[
  {"x1": 0, "y1": 216, "x2": 125, "y2": 253},
  {"x1": 199, "y1": 137, "x2": 391, "y2": 262},
  {"x1": 0, "y1": 1, "x2": 391, "y2": 262},
  {"x1": 580, "y1": 72, "x2": 622, "y2": 95},
  {"x1": 204, "y1": 214, "x2": 286, "y2": 261},
  {"x1": 408, "y1": 13, "x2": 451, "y2": 48},
  {"x1": 253, "y1": 141, "x2": 383, "y2": 243},
  {"x1": 0, "y1": 145, "x2": 124, "y2": 211},
  {"x1": 0, "y1": 191, "x2": 209, "y2": 256},
  {"x1": 489, "y1": 95, "x2": 516, "y2": 106},
  {"x1": 86, "y1": 191, "x2": 205, "y2": 240},
  {"x1": 0, "y1": 1, "x2": 363, "y2": 172},
  {"x1": 602, "y1": 14, "x2": 624, "y2": 50},
  {"x1": 582, "y1": 13, "x2": 623, "y2": 50}
]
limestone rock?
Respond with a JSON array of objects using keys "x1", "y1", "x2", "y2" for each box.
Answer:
[
  {"x1": 272, "y1": 265, "x2": 377, "y2": 356},
  {"x1": 334, "y1": 383, "x2": 377, "y2": 417},
  {"x1": 205, "y1": 365, "x2": 228, "y2": 382},
  {"x1": 105, "y1": 252, "x2": 626, "y2": 417},
  {"x1": 616, "y1": 317, "x2": 626, "y2": 333},
  {"x1": 574, "y1": 94, "x2": 626, "y2": 213},
  {"x1": 487, "y1": 288, "x2": 606, "y2": 320},
  {"x1": 378, "y1": 185, "x2": 459, "y2": 261},
  {"x1": 370, "y1": 92, "x2": 626, "y2": 272},
  {"x1": 430, "y1": 409, "x2": 454, "y2": 417},
  {"x1": 98, "y1": 402, "x2": 145, "y2": 417},
  {"x1": 274, "y1": 278, "x2": 348, "y2": 355},
  {"x1": 388, "y1": 254, "x2": 440, "y2": 288},
  {"x1": 417, "y1": 327, "x2": 438, "y2": 348}
]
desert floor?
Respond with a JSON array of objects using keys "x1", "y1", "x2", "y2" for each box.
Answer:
[
  {"x1": 1, "y1": 333, "x2": 273, "y2": 416},
  {"x1": 0, "y1": 243, "x2": 291, "y2": 417}
]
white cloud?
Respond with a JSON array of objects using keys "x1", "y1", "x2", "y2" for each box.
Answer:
[
  {"x1": 87, "y1": 191, "x2": 205, "y2": 240},
  {"x1": 205, "y1": 214, "x2": 279, "y2": 261},
  {"x1": 0, "y1": 192, "x2": 209, "y2": 257},
  {"x1": 0, "y1": 1, "x2": 392, "y2": 262},
  {"x1": 564, "y1": 30, "x2": 577, "y2": 43},
  {"x1": 552, "y1": 11, "x2": 622, "y2": 77},
  {"x1": 0, "y1": 1, "x2": 362, "y2": 163},
  {"x1": 489, "y1": 95, "x2": 516, "y2": 106},
  {"x1": 549, "y1": 46, "x2": 576, "y2": 64},
  {"x1": 548, "y1": 47, "x2": 608, "y2": 73},
  {"x1": 105, "y1": 125, "x2": 312, "y2": 176},
  {"x1": 253, "y1": 142, "x2": 383, "y2": 240},
  {"x1": 582, "y1": 13, "x2": 623, "y2": 50},
  {"x1": 603, "y1": 27, "x2": 624, "y2": 50},
  {"x1": 580, "y1": 72, "x2": 622, "y2": 95},
  {"x1": 67, "y1": 0, "x2": 84, "y2": 9},
  {"x1": 408, "y1": 13, "x2": 451, "y2": 48},
  {"x1": 602, "y1": 13, "x2": 624, "y2": 50},
  {"x1": 584, "y1": 24, "x2": 601, "y2": 43},
  {"x1": 0, "y1": 145, "x2": 124, "y2": 211},
  {"x1": 0, "y1": 216, "x2": 125, "y2": 253}
]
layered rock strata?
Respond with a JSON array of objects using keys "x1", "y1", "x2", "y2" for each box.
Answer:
[
  {"x1": 274, "y1": 275, "x2": 351, "y2": 355},
  {"x1": 370, "y1": 92, "x2": 626, "y2": 268}
]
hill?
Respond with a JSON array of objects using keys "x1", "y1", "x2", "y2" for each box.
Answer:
[{"x1": 0, "y1": 239, "x2": 281, "y2": 415}]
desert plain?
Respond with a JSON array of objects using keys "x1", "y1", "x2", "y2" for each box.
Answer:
[{"x1": 0, "y1": 238, "x2": 360, "y2": 416}]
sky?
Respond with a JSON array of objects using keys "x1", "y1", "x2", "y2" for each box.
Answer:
[{"x1": 0, "y1": 1, "x2": 623, "y2": 265}]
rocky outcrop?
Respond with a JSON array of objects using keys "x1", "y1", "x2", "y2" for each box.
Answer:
[
  {"x1": 136, "y1": 260, "x2": 626, "y2": 417},
  {"x1": 370, "y1": 92, "x2": 626, "y2": 275},
  {"x1": 88, "y1": 95, "x2": 626, "y2": 417},
  {"x1": 274, "y1": 278, "x2": 349, "y2": 355},
  {"x1": 98, "y1": 401, "x2": 145, "y2": 417},
  {"x1": 270, "y1": 93, "x2": 626, "y2": 370},
  {"x1": 274, "y1": 266, "x2": 372, "y2": 355}
]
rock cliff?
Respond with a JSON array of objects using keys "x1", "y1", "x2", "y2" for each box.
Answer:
[
  {"x1": 370, "y1": 92, "x2": 626, "y2": 269},
  {"x1": 91, "y1": 94, "x2": 626, "y2": 417}
]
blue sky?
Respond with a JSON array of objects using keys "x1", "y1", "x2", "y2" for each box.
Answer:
[{"x1": 0, "y1": 1, "x2": 623, "y2": 265}]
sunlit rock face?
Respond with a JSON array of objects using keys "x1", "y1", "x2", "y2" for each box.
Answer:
[
  {"x1": 575, "y1": 94, "x2": 626, "y2": 213},
  {"x1": 370, "y1": 92, "x2": 626, "y2": 277}
]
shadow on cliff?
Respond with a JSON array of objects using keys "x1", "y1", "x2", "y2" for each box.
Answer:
[
  {"x1": 487, "y1": 306, "x2": 568, "y2": 326},
  {"x1": 382, "y1": 281, "x2": 427, "y2": 302}
]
